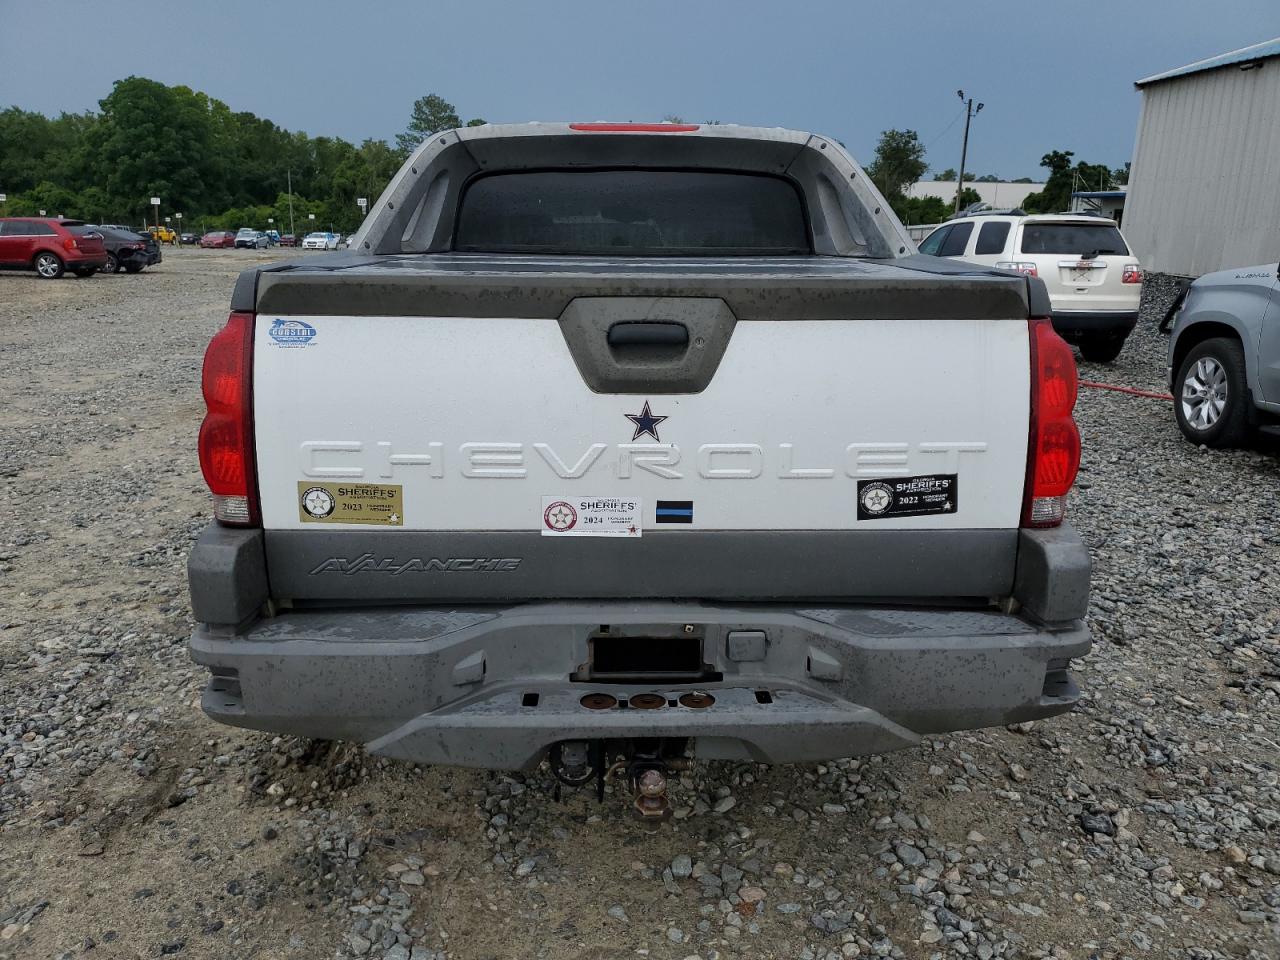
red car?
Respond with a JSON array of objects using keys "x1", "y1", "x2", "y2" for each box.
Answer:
[
  {"x1": 0, "y1": 217, "x2": 108, "y2": 279},
  {"x1": 200, "y1": 231, "x2": 236, "y2": 249}
]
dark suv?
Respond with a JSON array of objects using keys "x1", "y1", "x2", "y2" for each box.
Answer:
[{"x1": 0, "y1": 218, "x2": 108, "y2": 278}]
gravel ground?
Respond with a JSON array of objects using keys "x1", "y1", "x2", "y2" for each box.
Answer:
[{"x1": 1, "y1": 254, "x2": 1278, "y2": 960}]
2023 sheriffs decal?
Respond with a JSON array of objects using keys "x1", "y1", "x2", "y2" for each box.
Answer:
[{"x1": 298, "y1": 481, "x2": 404, "y2": 525}]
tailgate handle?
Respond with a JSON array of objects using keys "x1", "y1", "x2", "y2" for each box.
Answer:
[{"x1": 607, "y1": 321, "x2": 689, "y2": 348}]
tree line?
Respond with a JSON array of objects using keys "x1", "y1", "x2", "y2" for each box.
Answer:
[
  {"x1": 865, "y1": 129, "x2": 1130, "y2": 225},
  {"x1": 0, "y1": 80, "x2": 479, "y2": 234},
  {"x1": 0, "y1": 79, "x2": 1129, "y2": 235}
]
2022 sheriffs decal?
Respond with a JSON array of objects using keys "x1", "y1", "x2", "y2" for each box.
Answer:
[
  {"x1": 856, "y1": 474, "x2": 957, "y2": 521},
  {"x1": 298, "y1": 482, "x2": 403, "y2": 525}
]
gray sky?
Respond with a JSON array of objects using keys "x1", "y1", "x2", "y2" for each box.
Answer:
[{"x1": 3, "y1": 0, "x2": 1278, "y2": 180}]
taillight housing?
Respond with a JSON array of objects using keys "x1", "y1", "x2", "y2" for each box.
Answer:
[
  {"x1": 198, "y1": 311, "x2": 259, "y2": 525},
  {"x1": 996, "y1": 261, "x2": 1038, "y2": 278},
  {"x1": 1022, "y1": 318, "x2": 1080, "y2": 527},
  {"x1": 63, "y1": 236, "x2": 78, "y2": 252},
  {"x1": 1122, "y1": 264, "x2": 1143, "y2": 284}
]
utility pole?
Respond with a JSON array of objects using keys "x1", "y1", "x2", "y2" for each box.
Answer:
[
  {"x1": 954, "y1": 91, "x2": 984, "y2": 216},
  {"x1": 287, "y1": 168, "x2": 295, "y2": 238}
]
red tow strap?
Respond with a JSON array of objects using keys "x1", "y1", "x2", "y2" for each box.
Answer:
[{"x1": 1080, "y1": 380, "x2": 1174, "y2": 401}]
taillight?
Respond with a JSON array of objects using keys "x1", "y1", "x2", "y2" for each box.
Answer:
[
  {"x1": 198, "y1": 312, "x2": 259, "y2": 525},
  {"x1": 63, "y1": 237, "x2": 78, "y2": 251},
  {"x1": 1122, "y1": 264, "x2": 1143, "y2": 284},
  {"x1": 569, "y1": 122, "x2": 700, "y2": 132},
  {"x1": 1022, "y1": 318, "x2": 1080, "y2": 528},
  {"x1": 996, "y1": 261, "x2": 1038, "y2": 278}
]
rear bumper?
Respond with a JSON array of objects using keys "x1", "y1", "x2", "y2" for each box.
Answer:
[
  {"x1": 1051, "y1": 310, "x2": 1139, "y2": 340},
  {"x1": 190, "y1": 602, "x2": 1090, "y2": 769}
]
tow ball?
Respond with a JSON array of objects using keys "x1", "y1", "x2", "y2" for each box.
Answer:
[{"x1": 632, "y1": 766, "x2": 672, "y2": 822}]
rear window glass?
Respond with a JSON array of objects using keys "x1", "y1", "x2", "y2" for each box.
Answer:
[
  {"x1": 455, "y1": 170, "x2": 810, "y2": 256},
  {"x1": 917, "y1": 225, "x2": 949, "y2": 256},
  {"x1": 1020, "y1": 222, "x2": 1128, "y2": 256},
  {"x1": 938, "y1": 221, "x2": 973, "y2": 257},
  {"x1": 975, "y1": 221, "x2": 1011, "y2": 255}
]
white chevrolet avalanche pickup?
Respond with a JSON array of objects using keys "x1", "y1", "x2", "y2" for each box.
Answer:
[{"x1": 187, "y1": 122, "x2": 1090, "y2": 813}]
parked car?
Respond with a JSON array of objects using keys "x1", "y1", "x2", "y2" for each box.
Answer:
[
  {"x1": 83, "y1": 225, "x2": 161, "y2": 273},
  {"x1": 188, "y1": 122, "x2": 1090, "y2": 796},
  {"x1": 264, "y1": 230, "x2": 281, "y2": 246},
  {"x1": 180, "y1": 232, "x2": 199, "y2": 245},
  {"x1": 200, "y1": 231, "x2": 236, "y2": 249},
  {"x1": 302, "y1": 231, "x2": 340, "y2": 250},
  {"x1": 0, "y1": 217, "x2": 108, "y2": 278},
  {"x1": 919, "y1": 214, "x2": 1143, "y2": 362},
  {"x1": 150, "y1": 224, "x2": 178, "y2": 245},
  {"x1": 278, "y1": 234, "x2": 297, "y2": 247},
  {"x1": 1165, "y1": 262, "x2": 1280, "y2": 447},
  {"x1": 234, "y1": 228, "x2": 269, "y2": 249}
]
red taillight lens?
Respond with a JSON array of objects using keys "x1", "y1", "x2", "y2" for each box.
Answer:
[
  {"x1": 198, "y1": 311, "x2": 259, "y2": 525},
  {"x1": 1122, "y1": 264, "x2": 1143, "y2": 284},
  {"x1": 569, "y1": 122, "x2": 700, "y2": 132},
  {"x1": 1023, "y1": 318, "x2": 1081, "y2": 527},
  {"x1": 63, "y1": 236, "x2": 78, "y2": 251}
]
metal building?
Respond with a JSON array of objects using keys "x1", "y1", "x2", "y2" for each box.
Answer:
[{"x1": 1124, "y1": 37, "x2": 1280, "y2": 277}]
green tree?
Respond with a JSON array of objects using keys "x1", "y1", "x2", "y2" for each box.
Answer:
[
  {"x1": 867, "y1": 129, "x2": 927, "y2": 202},
  {"x1": 85, "y1": 77, "x2": 219, "y2": 223},
  {"x1": 1113, "y1": 162, "x2": 1131, "y2": 185},
  {"x1": 896, "y1": 194, "x2": 950, "y2": 225},
  {"x1": 934, "y1": 168, "x2": 957, "y2": 181},
  {"x1": 1021, "y1": 150, "x2": 1074, "y2": 212},
  {"x1": 396, "y1": 94, "x2": 484, "y2": 154},
  {"x1": 975, "y1": 173, "x2": 1000, "y2": 182}
]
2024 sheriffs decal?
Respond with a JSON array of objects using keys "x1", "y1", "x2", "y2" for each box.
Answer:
[{"x1": 298, "y1": 482, "x2": 403, "y2": 525}]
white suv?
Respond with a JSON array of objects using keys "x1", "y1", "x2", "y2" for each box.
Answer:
[{"x1": 920, "y1": 214, "x2": 1143, "y2": 362}]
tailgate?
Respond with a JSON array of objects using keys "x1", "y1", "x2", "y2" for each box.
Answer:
[{"x1": 250, "y1": 259, "x2": 1032, "y2": 603}]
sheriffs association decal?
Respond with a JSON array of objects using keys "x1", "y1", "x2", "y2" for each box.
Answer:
[
  {"x1": 856, "y1": 474, "x2": 958, "y2": 521},
  {"x1": 298, "y1": 481, "x2": 403, "y2": 525},
  {"x1": 542, "y1": 496, "x2": 641, "y2": 537}
]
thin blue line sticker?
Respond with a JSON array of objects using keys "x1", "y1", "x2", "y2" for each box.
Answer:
[{"x1": 655, "y1": 500, "x2": 693, "y2": 524}]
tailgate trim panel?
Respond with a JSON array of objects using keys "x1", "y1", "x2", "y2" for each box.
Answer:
[{"x1": 262, "y1": 528, "x2": 1016, "y2": 603}]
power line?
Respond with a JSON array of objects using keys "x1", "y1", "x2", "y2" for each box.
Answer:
[{"x1": 925, "y1": 105, "x2": 968, "y2": 150}]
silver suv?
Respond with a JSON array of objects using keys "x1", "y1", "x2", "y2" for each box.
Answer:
[{"x1": 1165, "y1": 262, "x2": 1280, "y2": 446}]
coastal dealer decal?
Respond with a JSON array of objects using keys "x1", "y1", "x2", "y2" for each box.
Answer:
[
  {"x1": 268, "y1": 319, "x2": 317, "y2": 347},
  {"x1": 857, "y1": 474, "x2": 957, "y2": 520}
]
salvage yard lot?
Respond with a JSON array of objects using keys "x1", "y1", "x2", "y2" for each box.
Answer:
[{"x1": 1, "y1": 251, "x2": 1277, "y2": 960}]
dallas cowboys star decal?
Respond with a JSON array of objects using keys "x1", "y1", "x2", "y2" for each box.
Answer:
[{"x1": 624, "y1": 400, "x2": 668, "y2": 442}]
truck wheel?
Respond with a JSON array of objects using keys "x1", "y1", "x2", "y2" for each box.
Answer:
[
  {"x1": 1175, "y1": 337, "x2": 1250, "y2": 448},
  {"x1": 106, "y1": 252, "x2": 119, "y2": 273},
  {"x1": 34, "y1": 252, "x2": 65, "y2": 279},
  {"x1": 1079, "y1": 335, "x2": 1125, "y2": 363}
]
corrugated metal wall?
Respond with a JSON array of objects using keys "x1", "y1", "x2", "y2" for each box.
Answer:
[{"x1": 1124, "y1": 63, "x2": 1280, "y2": 277}]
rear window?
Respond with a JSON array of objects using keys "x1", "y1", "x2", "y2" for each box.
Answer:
[
  {"x1": 1020, "y1": 222, "x2": 1128, "y2": 256},
  {"x1": 454, "y1": 170, "x2": 810, "y2": 256}
]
